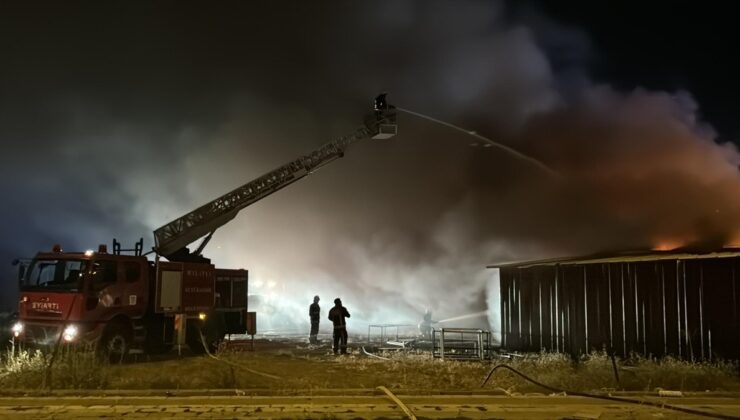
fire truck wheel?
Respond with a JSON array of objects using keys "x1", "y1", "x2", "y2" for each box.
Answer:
[{"x1": 100, "y1": 323, "x2": 132, "y2": 363}]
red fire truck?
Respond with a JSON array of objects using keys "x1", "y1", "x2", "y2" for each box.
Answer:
[
  {"x1": 14, "y1": 243, "x2": 247, "y2": 357},
  {"x1": 12, "y1": 96, "x2": 397, "y2": 359}
]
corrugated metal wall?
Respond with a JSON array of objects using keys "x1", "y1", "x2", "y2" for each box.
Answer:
[{"x1": 500, "y1": 257, "x2": 740, "y2": 360}]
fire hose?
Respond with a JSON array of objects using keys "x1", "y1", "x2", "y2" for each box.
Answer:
[
  {"x1": 481, "y1": 363, "x2": 740, "y2": 420},
  {"x1": 377, "y1": 386, "x2": 417, "y2": 420},
  {"x1": 361, "y1": 346, "x2": 390, "y2": 360},
  {"x1": 198, "y1": 330, "x2": 282, "y2": 381}
]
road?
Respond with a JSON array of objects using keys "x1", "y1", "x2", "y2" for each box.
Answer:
[{"x1": 1, "y1": 393, "x2": 739, "y2": 419}]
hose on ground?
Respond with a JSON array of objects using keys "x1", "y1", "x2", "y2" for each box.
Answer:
[
  {"x1": 377, "y1": 385, "x2": 417, "y2": 420},
  {"x1": 199, "y1": 330, "x2": 282, "y2": 381},
  {"x1": 362, "y1": 346, "x2": 390, "y2": 360},
  {"x1": 481, "y1": 363, "x2": 740, "y2": 420}
]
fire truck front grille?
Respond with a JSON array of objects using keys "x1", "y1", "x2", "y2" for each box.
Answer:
[{"x1": 21, "y1": 324, "x2": 62, "y2": 346}]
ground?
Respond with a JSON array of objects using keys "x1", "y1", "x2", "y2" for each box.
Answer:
[
  {"x1": 2, "y1": 337, "x2": 740, "y2": 418},
  {"x1": 3, "y1": 394, "x2": 740, "y2": 419}
]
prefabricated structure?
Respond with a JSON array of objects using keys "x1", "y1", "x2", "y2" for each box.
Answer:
[{"x1": 491, "y1": 249, "x2": 740, "y2": 360}]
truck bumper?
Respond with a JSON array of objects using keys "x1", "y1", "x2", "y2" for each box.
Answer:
[{"x1": 13, "y1": 321, "x2": 104, "y2": 347}]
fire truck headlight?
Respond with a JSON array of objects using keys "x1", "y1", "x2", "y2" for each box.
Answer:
[
  {"x1": 62, "y1": 325, "x2": 79, "y2": 342},
  {"x1": 11, "y1": 322, "x2": 23, "y2": 337}
]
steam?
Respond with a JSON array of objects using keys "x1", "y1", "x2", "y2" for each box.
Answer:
[{"x1": 2, "y1": 1, "x2": 739, "y2": 340}]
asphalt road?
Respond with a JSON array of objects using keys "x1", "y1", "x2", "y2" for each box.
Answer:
[{"x1": 1, "y1": 394, "x2": 739, "y2": 419}]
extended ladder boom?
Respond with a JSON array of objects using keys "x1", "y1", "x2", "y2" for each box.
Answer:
[{"x1": 154, "y1": 96, "x2": 396, "y2": 260}]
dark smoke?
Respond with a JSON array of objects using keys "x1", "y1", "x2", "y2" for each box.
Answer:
[{"x1": 1, "y1": 2, "x2": 738, "y2": 337}]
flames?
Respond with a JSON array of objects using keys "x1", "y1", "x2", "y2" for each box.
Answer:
[
  {"x1": 724, "y1": 234, "x2": 740, "y2": 249},
  {"x1": 652, "y1": 239, "x2": 685, "y2": 252},
  {"x1": 652, "y1": 232, "x2": 740, "y2": 251},
  {"x1": 652, "y1": 238, "x2": 691, "y2": 251}
]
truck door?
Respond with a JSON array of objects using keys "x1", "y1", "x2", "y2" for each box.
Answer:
[
  {"x1": 120, "y1": 260, "x2": 148, "y2": 315},
  {"x1": 86, "y1": 258, "x2": 147, "y2": 322},
  {"x1": 87, "y1": 259, "x2": 118, "y2": 318}
]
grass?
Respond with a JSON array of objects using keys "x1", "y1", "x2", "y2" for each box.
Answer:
[
  {"x1": 479, "y1": 352, "x2": 740, "y2": 393},
  {"x1": 0, "y1": 341, "x2": 108, "y2": 389},
  {"x1": 1, "y1": 339, "x2": 738, "y2": 393}
]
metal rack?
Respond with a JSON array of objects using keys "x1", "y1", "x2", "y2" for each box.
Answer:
[
  {"x1": 367, "y1": 324, "x2": 416, "y2": 344},
  {"x1": 432, "y1": 328, "x2": 495, "y2": 360}
]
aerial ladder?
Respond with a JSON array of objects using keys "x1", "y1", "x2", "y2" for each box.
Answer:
[{"x1": 153, "y1": 94, "x2": 397, "y2": 262}]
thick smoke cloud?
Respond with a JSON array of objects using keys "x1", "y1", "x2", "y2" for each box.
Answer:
[
  {"x1": 1, "y1": 2, "x2": 738, "y2": 338},
  {"x1": 511, "y1": 88, "x2": 740, "y2": 251}
]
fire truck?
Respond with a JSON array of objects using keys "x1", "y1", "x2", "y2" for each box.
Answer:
[{"x1": 12, "y1": 96, "x2": 397, "y2": 359}]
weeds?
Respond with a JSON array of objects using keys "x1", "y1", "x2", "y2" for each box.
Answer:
[
  {"x1": 480, "y1": 351, "x2": 740, "y2": 393},
  {"x1": 53, "y1": 344, "x2": 108, "y2": 389},
  {"x1": 0, "y1": 344, "x2": 737, "y2": 392},
  {"x1": 1, "y1": 345, "x2": 47, "y2": 388},
  {"x1": 0, "y1": 343, "x2": 107, "y2": 389}
]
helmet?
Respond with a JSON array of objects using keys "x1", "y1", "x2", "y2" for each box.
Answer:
[
  {"x1": 314, "y1": 295, "x2": 320, "y2": 302},
  {"x1": 334, "y1": 298, "x2": 342, "y2": 305}
]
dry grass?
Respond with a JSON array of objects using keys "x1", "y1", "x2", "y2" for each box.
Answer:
[
  {"x1": 0, "y1": 343, "x2": 108, "y2": 389},
  {"x1": 481, "y1": 352, "x2": 740, "y2": 393},
  {"x1": 1, "y1": 341, "x2": 738, "y2": 393}
]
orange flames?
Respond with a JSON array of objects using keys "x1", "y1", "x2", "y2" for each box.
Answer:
[
  {"x1": 724, "y1": 233, "x2": 740, "y2": 248},
  {"x1": 652, "y1": 232, "x2": 740, "y2": 251},
  {"x1": 652, "y1": 240, "x2": 684, "y2": 251}
]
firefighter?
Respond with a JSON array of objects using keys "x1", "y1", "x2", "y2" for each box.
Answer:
[
  {"x1": 309, "y1": 295, "x2": 320, "y2": 344},
  {"x1": 328, "y1": 298, "x2": 350, "y2": 354},
  {"x1": 419, "y1": 309, "x2": 435, "y2": 339},
  {"x1": 374, "y1": 93, "x2": 388, "y2": 112}
]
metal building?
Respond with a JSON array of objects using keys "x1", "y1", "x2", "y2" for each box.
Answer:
[{"x1": 491, "y1": 249, "x2": 740, "y2": 360}]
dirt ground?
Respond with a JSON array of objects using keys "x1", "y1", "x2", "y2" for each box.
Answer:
[
  {"x1": 106, "y1": 338, "x2": 488, "y2": 391},
  {"x1": 4, "y1": 338, "x2": 740, "y2": 418},
  {"x1": 4, "y1": 394, "x2": 740, "y2": 419},
  {"x1": 3, "y1": 336, "x2": 740, "y2": 394},
  {"x1": 90, "y1": 337, "x2": 740, "y2": 394}
]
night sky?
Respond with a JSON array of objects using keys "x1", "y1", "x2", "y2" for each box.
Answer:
[
  {"x1": 2, "y1": 1, "x2": 739, "y2": 332},
  {"x1": 538, "y1": 1, "x2": 740, "y2": 141}
]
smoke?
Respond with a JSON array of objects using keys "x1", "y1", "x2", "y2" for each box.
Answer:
[
  {"x1": 513, "y1": 88, "x2": 740, "y2": 250},
  {"x1": 2, "y1": 2, "x2": 739, "y2": 338}
]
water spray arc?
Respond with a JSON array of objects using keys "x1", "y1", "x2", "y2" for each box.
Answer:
[
  {"x1": 396, "y1": 107, "x2": 560, "y2": 178},
  {"x1": 436, "y1": 310, "x2": 489, "y2": 324}
]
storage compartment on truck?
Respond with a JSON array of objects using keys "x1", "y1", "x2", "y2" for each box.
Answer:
[
  {"x1": 215, "y1": 268, "x2": 248, "y2": 334},
  {"x1": 215, "y1": 269, "x2": 248, "y2": 309},
  {"x1": 155, "y1": 262, "x2": 215, "y2": 314}
]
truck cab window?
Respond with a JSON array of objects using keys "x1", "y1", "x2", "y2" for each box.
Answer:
[
  {"x1": 91, "y1": 260, "x2": 118, "y2": 291},
  {"x1": 22, "y1": 259, "x2": 88, "y2": 291}
]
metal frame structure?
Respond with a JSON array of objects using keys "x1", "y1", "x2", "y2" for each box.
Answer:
[
  {"x1": 367, "y1": 324, "x2": 416, "y2": 344},
  {"x1": 432, "y1": 328, "x2": 494, "y2": 360}
]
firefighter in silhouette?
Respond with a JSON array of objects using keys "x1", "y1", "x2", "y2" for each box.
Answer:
[
  {"x1": 419, "y1": 309, "x2": 436, "y2": 339},
  {"x1": 309, "y1": 295, "x2": 320, "y2": 344},
  {"x1": 328, "y1": 298, "x2": 350, "y2": 354},
  {"x1": 374, "y1": 93, "x2": 388, "y2": 114}
]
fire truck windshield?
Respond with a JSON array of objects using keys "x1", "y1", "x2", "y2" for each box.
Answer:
[{"x1": 21, "y1": 259, "x2": 88, "y2": 292}]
